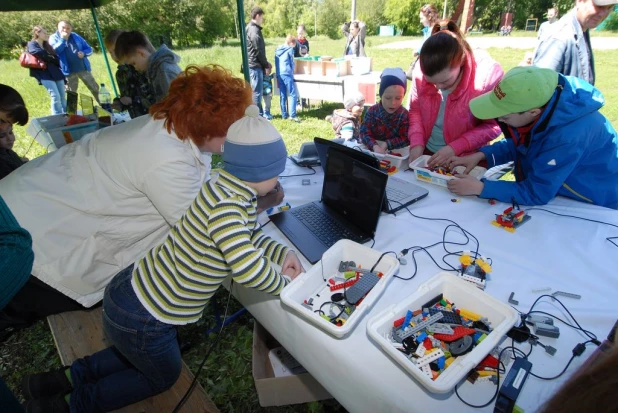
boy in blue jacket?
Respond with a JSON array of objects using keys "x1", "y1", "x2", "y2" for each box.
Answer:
[
  {"x1": 447, "y1": 66, "x2": 618, "y2": 209},
  {"x1": 275, "y1": 35, "x2": 300, "y2": 122}
]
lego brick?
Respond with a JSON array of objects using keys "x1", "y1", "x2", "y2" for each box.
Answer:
[
  {"x1": 421, "y1": 293, "x2": 444, "y2": 310},
  {"x1": 508, "y1": 292, "x2": 519, "y2": 305},
  {"x1": 427, "y1": 323, "x2": 455, "y2": 335},
  {"x1": 458, "y1": 308, "x2": 482, "y2": 321},
  {"x1": 526, "y1": 315, "x2": 553, "y2": 326},
  {"x1": 552, "y1": 291, "x2": 581, "y2": 300},
  {"x1": 449, "y1": 335, "x2": 474, "y2": 356},
  {"x1": 428, "y1": 308, "x2": 462, "y2": 324},
  {"x1": 345, "y1": 272, "x2": 380, "y2": 304},
  {"x1": 414, "y1": 349, "x2": 445, "y2": 367},
  {"x1": 433, "y1": 326, "x2": 477, "y2": 342},
  {"x1": 414, "y1": 344, "x2": 426, "y2": 358},
  {"x1": 394, "y1": 313, "x2": 444, "y2": 343},
  {"x1": 403, "y1": 310, "x2": 413, "y2": 327},
  {"x1": 393, "y1": 316, "x2": 405, "y2": 328},
  {"x1": 420, "y1": 364, "x2": 433, "y2": 378}
]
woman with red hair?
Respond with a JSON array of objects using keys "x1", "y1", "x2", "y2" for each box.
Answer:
[
  {"x1": 0, "y1": 65, "x2": 266, "y2": 330},
  {"x1": 408, "y1": 21, "x2": 503, "y2": 168}
]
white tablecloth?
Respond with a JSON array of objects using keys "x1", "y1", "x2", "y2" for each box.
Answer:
[{"x1": 232, "y1": 160, "x2": 618, "y2": 413}]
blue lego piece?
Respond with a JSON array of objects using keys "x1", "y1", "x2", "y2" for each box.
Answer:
[
  {"x1": 403, "y1": 310, "x2": 413, "y2": 327},
  {"x1": 474, "y1": 332, "x2": 483, "y2": 343},
  {"x1": 416, "y1": 332, "x2": 428, "y2": 343},
  {"x1": 437, "y1": 356, "x2": 445, "y2": 370}
]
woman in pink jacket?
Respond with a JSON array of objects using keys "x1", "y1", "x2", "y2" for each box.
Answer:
[{"x1": 408, "y1": 20, "x2": 503, "y2": 168}]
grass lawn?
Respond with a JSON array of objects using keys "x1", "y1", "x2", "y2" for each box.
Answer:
[{"x1": 1, "y1": 34, "x2": 617, "y2": 412}]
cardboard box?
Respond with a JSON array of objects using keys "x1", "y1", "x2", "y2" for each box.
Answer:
[{"x1": 252, "y1": 322, "x2": 332, "y2": 406}]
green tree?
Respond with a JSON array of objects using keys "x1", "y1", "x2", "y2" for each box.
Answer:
[
  {"x1": 317, "y1": 0, "x2": 349, "y2": 39},
  {"x1": 384, "y1": 0, "x2": 424, "y2": 35}
]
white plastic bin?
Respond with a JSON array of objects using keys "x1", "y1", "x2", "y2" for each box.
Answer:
[
  {"x1": 409, "y1": 155, "x2": 486, "y2": 188},
  {"x1": 348, "y1": 57, "x2": 372, "y2": 75},
  {"x1": 281, "y1": 239, "x2": 400, "y2": 338},
  {"x1": 26, "y1": 114, "x2": 99, "y2": 152},
  {"x1": 365, "y1": 146, "x2": 410, "y2": 170},
  {"x1": 366, "y1": 272, "x2": 519, "y2": 393}
]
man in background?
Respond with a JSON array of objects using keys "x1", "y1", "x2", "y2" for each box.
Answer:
[
  {"x1": 246, "y1": 7, "x2": 271, "y2": 118},
  {"x1": 537, "y1": 7, "x2": 559, "y2": 41}
]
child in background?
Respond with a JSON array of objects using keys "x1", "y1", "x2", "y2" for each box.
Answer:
[
  {"x1": 275, "y1": 35, "x2": 300, "y2": 122},
  {"x1": 330, "y1": 91, "x2": 365, "y2": 141},
  {"x1": 263, "y1": 69, "x2": 274, "y2": 120},
  {"x1": 20, "y1": 104, "x2": 303, "y2": 412},
  {"x1": 0, "y1": 84, "x2": 29, "y2": 180},
  {"x1": 360, "y1": 68, "x2": 409, "y2": 154},
  {"x1": 104, "y1": 30, "x2": 155, "y2": 118},
  {"x1": 294, "y1": 25, "x2": 310, "y2": 57},
  {"x1": 115, "y1": 30, "x2": 182, "y2": 103}
]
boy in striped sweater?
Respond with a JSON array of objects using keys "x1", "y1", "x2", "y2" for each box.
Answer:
[{"x1": 21, "y1": 105, "x2": 303, "y2": 413}]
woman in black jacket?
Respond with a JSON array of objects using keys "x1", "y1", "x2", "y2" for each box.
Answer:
[{"x1": 27, "y1": 26, "x2": 67, "y2": 115}]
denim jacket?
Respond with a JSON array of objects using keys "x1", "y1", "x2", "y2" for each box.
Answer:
[{"x1": 533, "y1": 9, "x2": 595, "y2": 85}]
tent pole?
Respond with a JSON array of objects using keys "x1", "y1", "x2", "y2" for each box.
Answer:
[
  {"x1": 89, "y1": 0, "x2": 118, "y2": 97},
  {"x1": 237, "y1": 0, "x2": 250, "y2": 83}
]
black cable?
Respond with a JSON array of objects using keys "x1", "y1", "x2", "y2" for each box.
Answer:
[
  {"x1": 528, "y1": 340, "x2": 594, "y2": 381},
  {"x1": 172, "y1": 282, "x2": 235, "y2": 413},
  {"x1": 369, "y1": 250, "x2": 398, "y2": 273},
  {"x1": 279, "y1": 166, "x2": 317, "y2": 178},
  {"x1": 258, "y1": 219, "x2": 271, "y2": 230},
  {"x1": 369, "y1": 238, "x2": 376, "y2": 248},
  {"x1": 20, "y1": 129, "x2": 42, "y2": 157},
  {"x1": 526, "y1": 207, "x2": 618, "y2": 248}
]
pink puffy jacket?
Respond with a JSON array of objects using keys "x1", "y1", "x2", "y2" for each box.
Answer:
[{"x1": 408, "y1": 49, "x2": 504, "y2": 156}]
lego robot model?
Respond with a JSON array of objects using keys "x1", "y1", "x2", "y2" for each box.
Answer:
[
  {"x1": 458, "y1": 252, "x2": 491, "y2": 290},
  {"x1": 491, "y1": 200, "x2": 531, "y2": 233}
]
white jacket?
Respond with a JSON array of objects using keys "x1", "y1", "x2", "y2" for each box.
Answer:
[{"x1": 0, "y1": 116, "x2": 211, "y2": 307}]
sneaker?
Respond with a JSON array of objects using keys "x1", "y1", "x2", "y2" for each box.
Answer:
[
  {"x1": 23, "y1": 394, "x2": 70, "y2": 413},
  {"x1": 263, "y1": 113, "x2": 273, "y2": 120},
  {"x1": 22, "y1": 367, "x2": 72, "y2": 400},
  {"x1": 290, "y1": 117, "x2": 301, "y2": 123}
]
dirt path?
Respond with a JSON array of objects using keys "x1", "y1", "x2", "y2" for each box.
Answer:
[{"x1": 378, "y1": 36, "x2": 618, "y2": 50}]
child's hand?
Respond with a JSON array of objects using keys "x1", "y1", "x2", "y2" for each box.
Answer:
[
  {"x1": 373, "y1": 141, "x2": 387, "y2": 154},
  {"x1": 447, "y1": 152, "x2": 485, "y2": 175},
  {"x1": 447, "y1": 174, "x2": 484, "y2": 196},
  {"x1": 282, "y1": 251, "x2": 304, "y2": 280},
  {"x1": 427, "y1": 146, "x2": 455, "y2": 168}
]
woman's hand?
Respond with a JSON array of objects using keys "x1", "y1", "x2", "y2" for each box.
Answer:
[
  {"x1": 447, "y1": 174, "x2": 484, "y2": 196},
  {"x1": 447, "y1": 152, "x2": 485, "y2": 174},
  {"x1": 281, "y1": 251, "x2": 304, "y2": 280},
  {"x1": 409, "y1": 145, "x2": 424, "y2": 162},
  {"x1": 427, "y1": 145, "x2": 455, "y2": 168}
]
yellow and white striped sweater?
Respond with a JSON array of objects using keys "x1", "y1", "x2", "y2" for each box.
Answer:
[{"x1": 132, "y1": 170, "x2": 289, "y2": 325}]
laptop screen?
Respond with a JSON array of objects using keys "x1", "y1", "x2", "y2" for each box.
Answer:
[{"x1": 322, "y1": 146, "x2": 387, "y2": 236}]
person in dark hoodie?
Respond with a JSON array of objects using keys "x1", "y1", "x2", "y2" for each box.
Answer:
[
  {"x1": 27, "y1": 26, "x2": 67, "y2": 115},
  {"x1": 115, "y1": 31, "x2": 182, "y2": 103},
  {"x1": 294, "y1": 25, "x2": 310, "y2": 57},
  {"x1": 246, "y1": 6, "x2": 271, "y2": 118},
  {"x1": 275, "y1": 35, "x2": 300, "y2": 122},
  {"x1": 447, "y1": 66, "x2": 618, "y2": 209}
]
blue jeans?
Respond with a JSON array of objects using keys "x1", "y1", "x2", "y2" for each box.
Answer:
[
  {"x1": 69, "y1": 265, "x2": 181, "y2": 413},
  {"x1": 40, "y1": 79, "x2": 67, "y2": 115},
  {"x1": 278, "y1": 75, "x2": 298, "y2": 119},
  {"x1": 249, "y1": 67, "x2": 264, "y2": 115}
]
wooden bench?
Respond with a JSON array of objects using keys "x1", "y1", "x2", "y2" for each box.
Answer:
[{"x1": 47, "y1": 307, "x2": 219, "y2": 413}]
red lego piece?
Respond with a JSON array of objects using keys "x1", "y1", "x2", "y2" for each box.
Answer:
[
  {"x1": 413, "y1": 309, "x2": 422, "y2": 316},
  {"x1": 393, "y1": 317, "x2": 405, "y2": 328},
  {"x1": 432, "y1": 326, "x2": 477, "y2": 342},
  {"x1": 329, "y1": 277, "x2": 359, "y2": 291},
  {"x1": 477, "y1": 354, "x2": 499, "y2": 370},
  {"x1": 423, "y1": 337, "x2": 433, "y2": 350},
  {"x1": 328, "y1": 278, "x2": 335, "y2": 285},
  {"x1": 488, "y1": 199, "x2": 497, "y2": 205}
]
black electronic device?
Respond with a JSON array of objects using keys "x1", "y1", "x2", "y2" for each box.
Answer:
[
  {"x1": 290, "y1": 142, "x2": 320, "y2": 167},
  {"x1": 494, "y1": 358, "x2": 532, "y2": 413}
]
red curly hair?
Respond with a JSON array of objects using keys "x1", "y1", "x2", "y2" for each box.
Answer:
[{"x1": 150, "y1": 65, "x2": 253, "y2": 146}]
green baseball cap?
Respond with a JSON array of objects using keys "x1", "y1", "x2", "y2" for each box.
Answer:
[{"x1": 470, "y1": 66, "x2": 559, "y2": 120}]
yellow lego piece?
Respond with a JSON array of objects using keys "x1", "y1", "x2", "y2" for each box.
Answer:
[
  {"x1": 477, "y1": 258, "x2": 492, "y2": 274},
  {"x1": 445, "y1": 357, "x2": 456, "y2": 368},
  {"x1": 477, "y1": 370, "x2": 497, "y2": 377},
  {"x1": 459, "y1": 254, "x2": 473, "y2": 266},
  {"x1": 458, "y1": 308, "x2": 482, "y2": 321}
]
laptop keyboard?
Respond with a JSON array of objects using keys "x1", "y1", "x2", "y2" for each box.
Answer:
[
  {"x1": 385, "y1": 186, "x2": 409, "y2": 202},
  {"x1": 291, "y1": 203, "x2": 364, "y2": 247}
]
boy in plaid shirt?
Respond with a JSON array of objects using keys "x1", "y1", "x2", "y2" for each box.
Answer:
[{"x1": 360, "y1": 68, "x2": 409, "y2": 153}]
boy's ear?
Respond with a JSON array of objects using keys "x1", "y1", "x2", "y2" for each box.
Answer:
[{"x1": 529, "y1": 108, "x2": 543, "y2": 118}]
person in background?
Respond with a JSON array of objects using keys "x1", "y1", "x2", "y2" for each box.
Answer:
[
  {"x1": 519, "y1": 51, "x2": 534, "y2": 66},
  {"x1": 360, "y1": 68, "x2": 408, "y2": 154},
  {"x1": 0, "y1": 84, "x2": 29, "y2": 180},
  {"x1": 294, "y1": 24, "x2": 310, "y2": 57},
  {"x1": 534, "y1": 0, "x2": 617, "y2": 85},
  {"x1": 104, "y1": 29, "x2": 155, "y2": 118},
  {"x1": 537, "y1": 7, "x2": 559, "y2": 41},
  {"x1": 115, "y1": 31, "x2": 182, "y2": 104},
  {"x1": 27, "y1": 26, "x2": 66, "y2": 115},
  {"x1": 49, "y1": 21, "x2": 100, "y2": 103},
  {"x1": 447, "y1": 66, "x2": 618, "y2": 209},
  {"x1": 275, "y1": 35, "x2": 300, "y2": 122},
  {"x1": 330, "y1": 91, "x2": 365, "y2": 141},
  {"x1": 20, "y1": 105, "x2": 303, "y2": 413},
  {"x1": 342, "y1": 20, "x2": 367, "y2": 57},
  {"x1": 408, "y1": 20, "x2": 503, "y2": 168},
  {"x1": 407, "y1": 4, "x2": 440, "y2": 80},
  {"x1": 246, "y1": 6, "x2": 271, "y2": 117},
  {"x1": 0, "y1": 66, "x2": 259, "y2": 333}
]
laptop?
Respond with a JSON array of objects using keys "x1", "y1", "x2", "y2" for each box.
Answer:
[
  {"x1": 289, "y1": 142, "x2": 320, "y2": 167},
  {"x1": 313, "y1": 138, "x2": 429, "y2": 214},
  {"x1": 271, "y1": 146, "x2": 388, "y2": 264}
]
